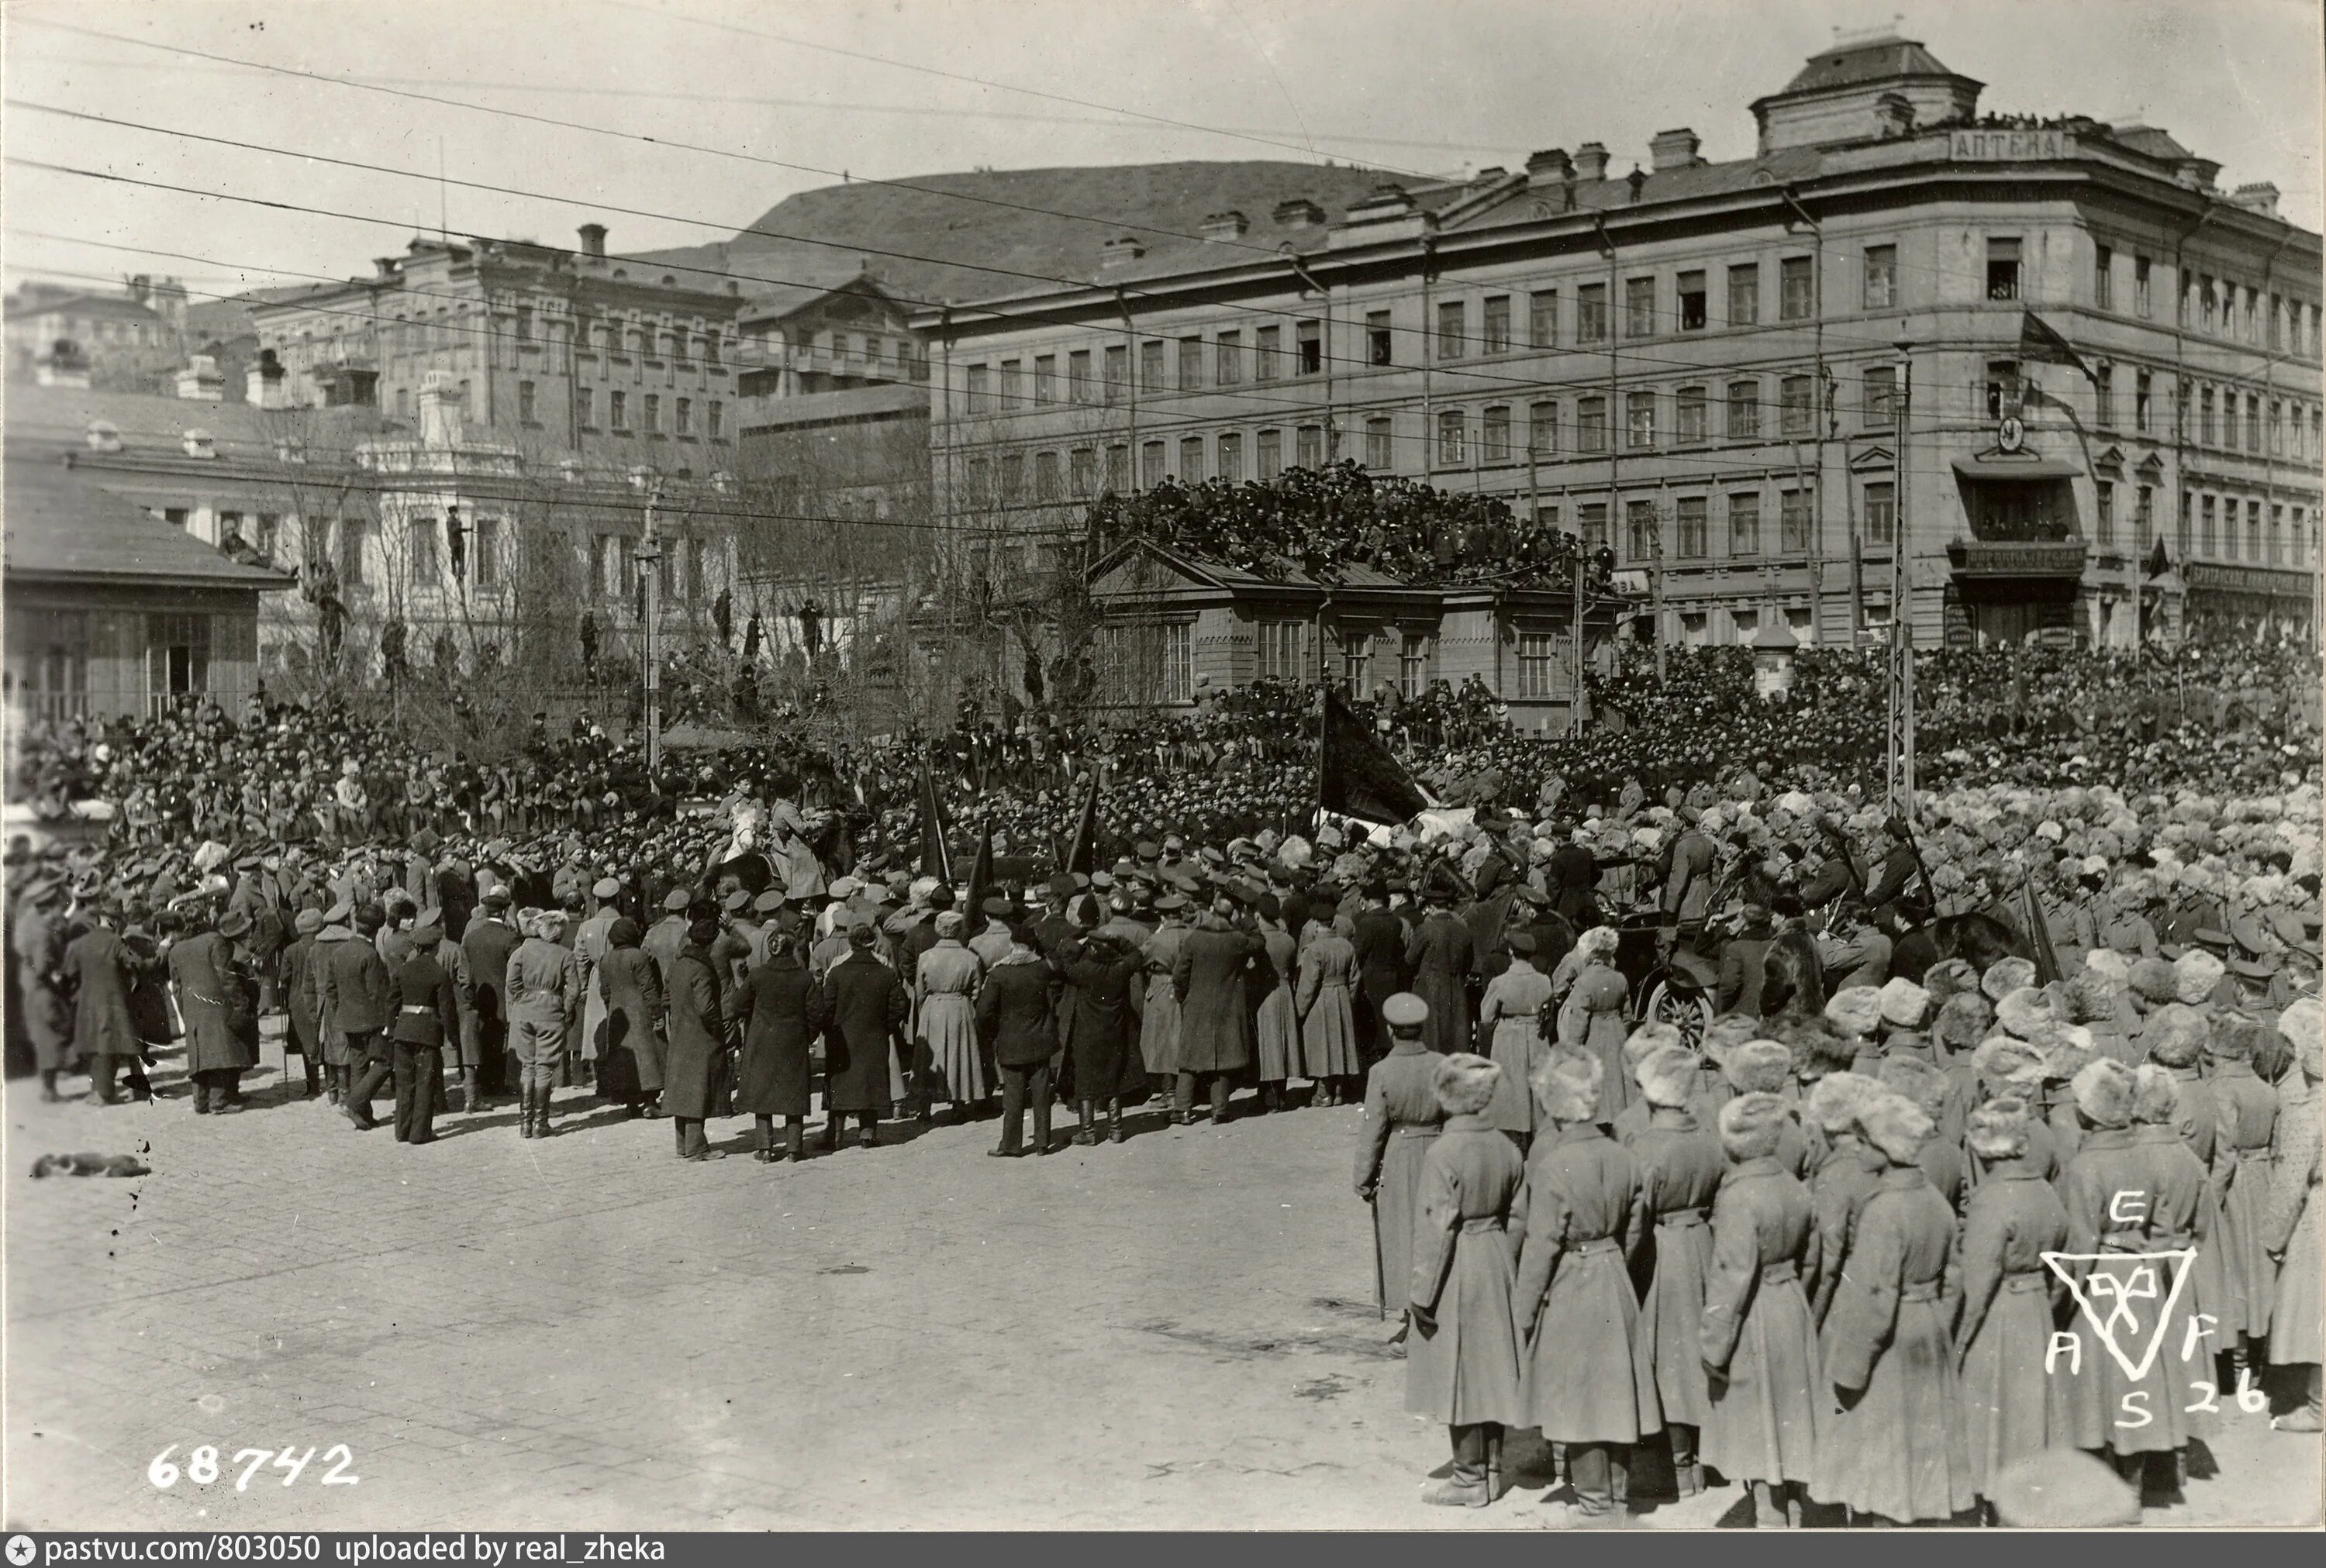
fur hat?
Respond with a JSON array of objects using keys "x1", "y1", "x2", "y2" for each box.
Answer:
[
  {"x1": 1824, "y1": 986, "x2": 1884, "y2": 1039},
  {"x1": 2173, "y1": 949, "x2": 2225, "y2": 1005},
  {"x1": 1701, "y1": 1014, "x2": 1764, "y2": 1067},
  {"x1": 1858, "y1": 1091, "x2": 1934, "y2": 1163},
  {"x1": 1965, "y1": 1095, "x2": 2034, "y2": 1161},
  {"x1": 1724, "y1": 1039, "x2": 1794, "y2": 1094},
  {"x1": 1996, "y1": 985, "x2": 2061, "y2": 1040},
  {"x1": 1980, "y1": 956, "x2": 2038, "y2": 1001},
  {"x1": 1533, "y1": 1046, "x2": 1605, "y2": 1123},
  {"x1": 2278, "y1": 996, "x2": 2324, "y2": 1078},
  {"x1": 1972, "y1": 1034, "x2": 2048, "y2": 1089},
  {"x1": 2207, "y1": 1016, "x2": 2267, "y2": 1061},
  {"x1": 1922, "y1": 956, "x2": 1982, "y2": 1007},
  {"x1": 2086, "y1": 947, "x2": 2133, "y2": 984},
  {"x1": 2142, "y1": 1003, "x2": 2209, "y2": 1068},
  {"x1": 2043, "y1": 1037, "x2": 2096, "y2": 1084},
  {"x1": 1934, "y1": 992, "x2": 1993, "y2": 1053},
  {"x1": 2128, "y1": 957, "x2": 2180, "y2": 1005},
  {"x1": 1806, "y1": 1070, "x2": 1881, "y2": 1134},
  {"x1": 1424, "y1": 1053, "x2": 1494, "y2": 1118},
  {"x1": 2062, "y1": 972, "x2": 2116, "y2": 1025},
  {"x1": 1878, "y1": 976, "x2": 1931, "y2": 1029},
  {"x1": 1877, "y1": 1054, "x2": 1949, "y2": 1118},
  {"x1": 2131, "y1": 1063, "x2": 2182, "y2": 1125},
  {"x1": 2071, "y1": 1057, "x2": 2137, "y2": 1129},
  {"x1": 1636, "y1": 1045, "x2": 1700, "y2": 1109},
  {"x1": 1798, "y1": 1022, "x2": 1862, "y2": 1077},
  {"x1": 1623, "y1": 1022, "x2": 1683, "y2": 1076},
  {"x1": 1717, "y1": 1091, "x2": 1789, "y2": 1161}
]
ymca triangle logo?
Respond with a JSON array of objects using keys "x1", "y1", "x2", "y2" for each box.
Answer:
[{"x1": 2042, "y1": 1249, "x2": 2197, "y2": 1380}]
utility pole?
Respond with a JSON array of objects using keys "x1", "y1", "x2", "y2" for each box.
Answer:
[
  {"x1": 1883, "y1": 336, "x2": 1915, "y2": 817},
  {"x1": 638, "y1": 477, "x2": 665, "y2": 773}
]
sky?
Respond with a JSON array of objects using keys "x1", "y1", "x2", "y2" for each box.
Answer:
[{"x1": 4, "y1": 0, "x2": 2320, "y2": 309}]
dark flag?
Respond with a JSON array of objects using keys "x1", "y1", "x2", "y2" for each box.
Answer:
[
  {"x1": 1058, "y1": 772, "x2": 1099, "y2": 876},
  {"x1": 2144, "y1": 534, "x2": 2173, "y2": 578},
  {"x1": 965, "y1": 816, "x2": 996, "y2": 919},
  {"x1": 915, "y1": 764, "x2": 954, "y2": 886},
  {"x1": 2019, "y1": 877, "x2": 2063, "y2": 987},
  {"x1": 2019, "y1": 310, "x2": 2099, "y2": 387},
  {"x1": 1317, "y1": 684, "x2": 1431, "y2": 826}
]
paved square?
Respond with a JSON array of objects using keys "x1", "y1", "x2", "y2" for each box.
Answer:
[{"x1": 5, "y1": 1038, "x2": 2317, "y2": 1529}]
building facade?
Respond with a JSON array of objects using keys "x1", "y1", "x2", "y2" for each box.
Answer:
[
  {"x1": 247, "y1": 225, "x2": 748, "y2": 478},
  {"x1": 916, "y1": 34, "x2": 2324, "y2": 653},
  {"x1": 5, "y1": 277, "x2": 188, "y2": 391}
]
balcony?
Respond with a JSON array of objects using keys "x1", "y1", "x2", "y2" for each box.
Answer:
[{"x1": 1946, "y1": 539, "x2": 2089, "y2": 578}]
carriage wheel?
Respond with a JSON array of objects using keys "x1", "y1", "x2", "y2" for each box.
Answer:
[{"x1": 1643, "y1": 980, "x2": 1713, "y2": 1052}]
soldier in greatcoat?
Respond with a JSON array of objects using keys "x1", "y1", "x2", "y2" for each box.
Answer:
[
  {"x1": 1139, "y1": 893, "x2": 1189, "y2": 1098},
  {"x1": 505, "y1": 908, "x2": 578, "y2": 1138},
  {"x1": 1172, "y1": 898, "x2": 1258, "y2": 1125},
  {"x1": 1060, "y1": 930, "x2": 1143, "y2": 1145},
  {"x1": 1405, "y1": 1052, "x2": 1526, "y2": 1508},
  {"x1": 1510, "y1": 1047, "x2": 1658, "y2": 1526},
  {"x1": 664, "y1": 915, "x2": 732, "y2": 1160},
  {"x1": 1952, "y1": 1094, "x2": 2069, "y2": 1515},
  {"x1": 1626, "y1": 1044, "x2": 1727, "y2": 1497},
  {"x1": 822, "y1": 921, "x2": 907, "y2": 1153},
  {"x1": 1477, "y1": 931, "x2": 1554, "y2": 1150},
  {"x1": 460, "y1": 887, "x2": 522, "y2": 1108},
  {"x1": 733, "y1": 927, "x2": 823, "y2": 1161},
  {"x1": 2203, "y1": 1018, "x2": 2279, "y2": 1394},
  {"x1": 595, "y1": 917, "x2": 664, "y2": 1117},
  {"x1": 1355, "y1": 993, "x2": 1446, "y2": 1332},
  {"x1": 1403, "y1": 870, "x2": 1475, "y2": 1059},
  {"x1": 171, "y1": 908, "x2": 258, "y2": 1115}
]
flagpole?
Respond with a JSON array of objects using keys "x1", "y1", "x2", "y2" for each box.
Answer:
[{"x1": 1312, "y1": 682, "x2": 1330, "y2": 838}]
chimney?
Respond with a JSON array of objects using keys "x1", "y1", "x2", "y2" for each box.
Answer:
[
  {"x1": 1525, "y1": 148, "x2": 1572, "y2": 184},
  {"x1": 418, "y1": 370, "x2": 465, "y2": 450},
  {"x1": 2231, "y1": 181, "x2": 2281, "y2": 217},
  {"x1": 246, "y1": 347, "x2": 288, "y2": 410},
  {"x1": 578, "y1": 222, "x2": 608, "y2": 260},
  {"x1": 173, "y1": 353, "x2": 226, "y2": 402},
  {"x1": 1199, "y1": 210, "x2": 1250, "y2": 243},
  {"x1": 374, "y1": 257, "x2": 399, "y2": 282},
  {"x1": 1272, "y1": 198, "x2": 1325, "y2": 229},
  {"x1": 1472, "y1": 166, "x2": 1507, "y2": 185},
  {"x1": 1573, "y1": 141, "x2": 1610, "y2": 181},
  {"x1": 1099, "y1": 236, "x2": 1146, "y2": 270},
  {"x1": 181, "y1": 429, "x2": 217, "y2": 460},
  {"x1": 126, "y1": 274, "x2": 151, "y2": 306},
  {"x1": 1648, "y1": 127, "x2": 1703, "y2": 172},
  {"x1": 85, "y1": 419, "x2": 123, "y2": 454}
]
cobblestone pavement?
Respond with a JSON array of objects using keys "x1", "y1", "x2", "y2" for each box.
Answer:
[{"x1": 5, "y1": 1036, "x2": 2317, "y2": 1530}]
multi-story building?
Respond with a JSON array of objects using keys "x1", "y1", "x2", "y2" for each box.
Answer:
[
  {"x1": 247, "y1": 224, "x2": 747, "y2": 477},
  {"x1": 918, "y1": 32, "x2": 2323, "y2": 672},
  {"x1": 5, "y1": 277, "x2": 188, "y2": 390}
]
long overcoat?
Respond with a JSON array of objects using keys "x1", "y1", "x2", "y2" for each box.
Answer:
[
  {"x1": 2209, "y1": 1058, "x2": 2280, "y2": 1339},
  {"x1": 1061, "y1": 939, "x2": 1145, "y2": 1100},
  {"x1": 1511, "y1": 1122, "x2": 1661, "y2": 1442},
  {"x1": 913, "y1": 939, "x2": 985, "y2": 1104},
  {"x1": 595, "y1": 942, "x2": 665, "y2": 1096},
  {"x1": 1405, "y1": 1114, "x2": 1527, "y2": 1426},
  {"x1": 734, "y1": 953, "x2": 821, "y2": 1118},
  {"x1": 279, "y1": 932, "x2": 322, "y2": 1056},
  {"x1": 661, "y1": 944, "x2": 726, "y2": 1122},
  {"x1": 1172, "y1": 923, "x2": 1258, "y2": 1075},
  {"x1": 1292, "y1": 927, "x2": 1361, "y2": 1079},
  {"x1": 1354, "y1": 1040, "x2": 1446, "y2": 1314},
  {"x1": 1139, "y1": 920, "x2": 1186, "y2": 1077},
  {"x1": 2267, "y1": 1081, "x2": 2321, "y2": 1367},
  {"x1": 1952, "y1": 1159, "x2": 2070, "y2": 1500},
  {"x1": 1478, "y1": 960, "x2": 1554, "y2": 1136},
  {"x1": 1404, "y1": 912, "x2": 1475, "y2": 1057},
  {"x1": 1555, "y1": 962, "x2": 1631, "y2": 1122},
  {"x1": 169, "y1": 929, "x2": 257, "y2": 1073},
  {"x1": 1700, "y1": 1156, "x2": 1823, "y2": 1485},
  {"x1": 62, "y1": 924, "x2": 141, "y2": 1060},
  {"x1": 1629, "y1": 1108, "x2": 1728, "y2": 1429},
  {"x1": 1252, "y1": 925, "x2": 1301, "y2": 1082},
  {"x1": 823, "y1": 949, "x2": 908, "y2": 1113}
]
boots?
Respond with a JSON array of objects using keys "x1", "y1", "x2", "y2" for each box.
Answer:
[
  {"x1": 534, "y1": 1082, "x2": 554, "y2": 1138},
  {"x1": 1108, "y1": 1098, "x2": 1126, "y2": 1142},
  {"x1": 301, "y1": 1056, "x2": 321, "y2": 1098},
  {"x1": 785, "y1": 1120, "x2": 805, "y2": 1163},
  {"x1": 519, "y1": 1083, "x2": 540, "y2": 1139},
  {"x1": 1072, "y1": 1100, "x2": 1097, "y2": 1146},
  {"x1": 40, "y1": 1069, "x2": 62, "y2": 1103}
]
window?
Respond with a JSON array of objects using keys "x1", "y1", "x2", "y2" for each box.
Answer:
[
  {"x1": 1780, "y1": 256, "x2": 1814, "y2": 320},
  {"x1": 147, "y1": 614, "x2": 212, "y2": 708},
  {"x1": 1863, "y1": 244, "x2": 1896, "y2": 309},
  {"x1": 643, "y1": 393, "x2": 661, "y2": 433},
  {"x1": 1215, "y1": 331, "x2": 1242, "y2": 386},
  {"x1": 1103, "y1": 343, "x2": 1128, "y2": 401},
  {"x1": 1069, "y1": 447, "x2": 1096, "y2": 498},
  {"x1": 1579, "y1": 502, "x2": 1609, "y2": 551},
  {"x1": 1296, "y1": 320, "x2": 1322, "y2": 375},
  {"x1": 1068, "y1": 349, "x2": 1093, "y2": 402},
  {"x1": 1780, "y1": 490, "x2": 1810, "y2": 552},
  {"x1": 1179, "y1": 436, "x2": 1205, "y2": 482},
  {"x1": 999, "y1": 360, "x2": 1024, "y2": 407},
  {"x1": 1779, "y1": 374, "x2": 1814, "y2": 436},
  {"x1": 966, "y1": 364, "x2": 992, "y2": 413},
  {"x1": 2095, "y1": 480, "x2": 2114, "y2": 545},
  {"x1": 2244, "y1": 285, "x2": 2259, "y2": 343},
  {"x1": 609, "y1": 390, "x2": 629, "y2": 429},
  {"x1": 1626, "y1": 276, "x2": 1656, "y2": 336},
  {"x1": 1727, "y1": 379, "x2": 1759, "y2": 438},
  {"x1": 518, "y1": 380, "x2": 537, "y2": 423},
  {"x1": 1178, "y1": 337, "x2": 1203, "y2": 391},
  {"x1": 1675, "y1": 385, "x2": 1707, "y2": 443},
  {"x1": 2136, "y1": 484, "x2": 2155, "y2": 549},
  {"x1": 2271, "y1": 399, "x2": 2286, "y2": 456},
  {"x1": 705, "y1": 333, "x2": 720, "y2": 367},
  {"x1": 2094, "y1": 243, "x2": 2114, "y2": 308},
  {"x1": 1106, "y1": 444, "x2": 1130, "y2": 490},
  {"x1": 1986, "y1": 237, "x2": 2021, "y2": 301},
  {"x1": 675, "y1": 398, "x2": 692, "y2": 436},
  {"x1": 1626, "y1": 499, "x2": 1657, "y2": 560},
  {"x1": 1398, "y1": 634, "x2": 1430, "y2": 700},
  {"x1": 1863, "y1": 365, "x2": 1896, "y2": 426},
  {"x1": 1437, "y1": 300, "x2": 1466, "y2": 360},
  {"x1": 2270, "y1": 504, "x2": 2285, "y2": 563},
  {"x1": 2248, "y1": 498, "x2": 2263, "y2": 560},
  {"x1": 1517, "y1": 634, "x2": 1558, "y2": 698},
  {"x1": 2272, "y1": 295, "x2": 2286, "y2": 351},
  {"x1": 2134, "y1": 255, "x2": 2152, "y2": 317},
  {"x1": 339, "y1": 515, "x2": 369, "y2": 588},
  {"x1": 1528, "y1": 290, "x2": 1557, "y2": 348},
  {"x1": 1864, "y1": 481, "x2": 1896, "y2": 546},
  {"x1": 2135, "y1": 370, "x2": 2152, "y2": 433},
  {"x1": 1727, "y1": 263, "x2": 1759, "y2": 326},
  {"x1": 1728, "y1": 492, "x2": 1761, "y2": 556},
  {"x1": 1141, "y1": 441, "x2": 1165, "y2": 488},
  {"x1": 2200, "y1": 495, "x2": 2216, "y2": 556},
  {"x1": 1163, "y1": 622, "x2": 1193, "y2": 704},
  {"x1": 708, "y1": 401, "x2": 723, "y2": 439},
  {"x1": 999, "y1": 453, "x2": 1025, "y2": 501},
  {"x1": 1033, "y1": 354, "x2": 1056, "y2": 404},
  {"x1": 1577, "y1": 282, "x2": 1608, "y2": 343},
  {"x1": 1528, "y1": 401, "x2": 1556, "y2": 457},
  {"x1": 2200, "y1": 386, "x2": 2216, "y2": 446},
  {"x1": 1216, "y1": 432, "x2": 1244, "y2": 483},
  {"x1": 965, "y1": 457, "x2": 991, "y2": 504},
  {"x1": 2245, "y1": 392, "x2": 2262, "y2": 453},
  {"x1": 254, "y1": 514, "x2": 280, "y2": 559},
  {"x1": 473, "y1": 516, "x2": 499, "y2": 589},
  {"x1": 2200, "y1": 275, "x2": 2217, "y2": 332},
  {"x1": 1256, "y1": 621, "x2": 1303, "y2": 682},
  {"x1": 1034, "y1": 450, "x2": 1061, "y2": 501},
  {"x1": 1482, "y1": 296, "x2": 1510, "y2": 354},
  {"x1": 1437, "y1": 408, "x2": 1467, "y2": 465},
  {"x1": 1986, "y1": 360, "x2": 2021, "y2": 419},
  {"x1": 515, "y1": 305, "x2": 533, "y2": 342},
  {"x1": 1675, "y1": 495, "x2": 1707, "y2": 557},
  {"x1": 1365, "y1": 311, "x2": 1392, "y2": 366},
  {"x1": 1577, "y1": 395, "x2": 1607, "y2": 452},
  {"x1": 1296, "y1": 424, "x2": 1323, "y2": 467},
  {"x1": 410, "y1": 515, "x2": 440, "y2": 583},
  {"x1": 2093, "y1": 365, "x2": 2112, "y2": 427},
  {"x1": 1626, "y1": 390, "x2": 1655, "y2": 450},
  {"x1": 1255, "y1": 324, "x2": 1280, "y2": 381},
  {"x1": 1482, "y1": 405, "x2": 1512, "y2": 464},
  {"x1": 1140, "y1": 340, "x2": 1165, "y2": 391},
  {"x1": 1341, "y1": 632, "x2": 1372, "y2": 695},
  {"x1": 1678, "y1": 271, "x2": 1707, "y2": 330},
  {"x1": 1262, "y1": 427, "x2": 1288, "y2": 477}
]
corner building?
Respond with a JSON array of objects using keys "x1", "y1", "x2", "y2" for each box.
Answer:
[{"x1": 919, "y1": 33, "x2": 2322, "y2": 656}]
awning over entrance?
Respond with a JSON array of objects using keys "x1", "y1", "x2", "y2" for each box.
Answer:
[{"x1": 1951, "y1": 453, "x2": 2080, "y2": 481}]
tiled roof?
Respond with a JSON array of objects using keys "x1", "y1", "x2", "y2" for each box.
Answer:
[
  {"x1": 1444, "y1": 146, "x2": 1826, "y2": 235},
  {"x1": 2, "y1": 384, "x2": 392, "y2": 458},
  {"x1": 3, "y1": 292, "x2": 164, "y2": 323},
  {"x1": 1780, "y1": 36, "x2": 1962, "y2": 93},
  {"x1": 4, "y1": 457, "x2": 293, "y2": 588}
]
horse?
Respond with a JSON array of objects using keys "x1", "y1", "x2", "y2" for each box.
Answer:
[{"x1": 1888, "y1": 910, "x2": 2031, "y2": 985}]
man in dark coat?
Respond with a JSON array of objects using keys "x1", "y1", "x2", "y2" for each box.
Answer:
[
  {"x1": 821, "y1": 922, "x2": 906, "y2": 1152},
  {"x1": 279, "y1": 907, "x2": 326, "y2": 1098},
  {"x1": 460, "y1": 887, "x2": 521, "y2": 1107},
  {"x1": 327, "y1": 902, "x2": 398, "y2": 1129},
  {"x1": 387, "y1": 909, "x2": 460, "y2": 1144},
  {"x1": 63, "y1": 908, "x2": 147, "y2": 1104},
  {"x1": 171, "y1": 909, "x2": 257, "y2": 1114},
  {"x1": 1716, "y1": 895, "x2": 1779, "y2": 1017},
  {"x1": 12, "y1": 877, "x2": 73, "y2": 1099},
  {"x1": 1352, "y1": 881, "x2": 1409, "y2": 1067},
  {"x1": 978, "y1": 919, "x2": 1060, "y2": 1156},
  {"x1": 1172, "y1": 898, "x2": 1260, "y2": 1125},
  {"x1": 1061, "y1": 931, "x2": 1143, "y2": 1144},
  {"x1": 734, "y1": 928, "x2": 822, "y2": 1160},
  {"x1": 1544, "y1": 826, "x2": 1600, "y2": 928},
  {"x1": 595, "y1": 916, "x2": 665, "y2": 1116},
  {"x1": 1404, "y1": 872, "x2": 1476, "y2": 1058},
  {"x1": 663, "y1": 916, "x2": 730, "y2": 1160}
]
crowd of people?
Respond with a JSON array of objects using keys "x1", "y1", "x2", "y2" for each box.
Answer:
[{"x1": 5, "y1": 625, "x2": 2321, "y2": 1524}]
